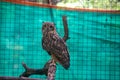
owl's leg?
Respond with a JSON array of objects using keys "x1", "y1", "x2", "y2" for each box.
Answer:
[{"x1": 51, "y1": 54, "x2": 58, "y2": 63}]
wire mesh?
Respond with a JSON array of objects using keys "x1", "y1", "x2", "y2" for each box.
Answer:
[{"x1": 0, "y1": 0, "x2": 120, "y2": 80}]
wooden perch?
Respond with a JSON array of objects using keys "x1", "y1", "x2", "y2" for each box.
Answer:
[
  {"x1": 62, "y1": 15, "x2": 70, "y2": 41},
  {"x1": 0, "y1": 15, "x2": 69, "y2": 80},
  {"x1": 20, "y1": 60, "x2": 56, "y2": 80},
  {"x1": 20, "y1": 60, "x2": 52, "y2": 77},
  {"x1": 47, "y1": 59, "x2": 56, "y2": 80}
]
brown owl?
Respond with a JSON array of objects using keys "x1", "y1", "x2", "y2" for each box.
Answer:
[{"x1": 42, "y1": 22, "x2": 70, "y2": 69}]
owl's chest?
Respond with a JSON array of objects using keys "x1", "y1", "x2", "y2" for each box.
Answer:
[
  {"x1": 42, "y1": 37, "x2": 52, "y2": 44},
  {"x1": 43, "y1": 34, "x2": 54, "y2": 42},
  {"x1": 42, "y1": 34, "x2": 56, "y2": 48}
]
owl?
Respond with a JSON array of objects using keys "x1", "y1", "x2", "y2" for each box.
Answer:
[{"x1": 42, "y1": 22, "x2": 70, "y2": 69}]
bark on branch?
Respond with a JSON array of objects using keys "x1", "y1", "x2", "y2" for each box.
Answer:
[
  {"x1": 19, "y1": 61, "x2": 49, "y2": 77},
  {"x1": 62, "y1": 15, "x2": 70, "y2": 41}
]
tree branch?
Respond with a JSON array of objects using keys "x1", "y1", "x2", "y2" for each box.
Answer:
[
  {"x1": 47, "y1": 59, "x2": 56, "y2": 80},
  {"x1": 62, "y1": 15, "x2": 70, "y2": 41},
  {"x1": 19, "y1": 59, "x2": 56, "y2": 80},
  {"x1": 20, "y1": 60, "x2": 52, "y2": 77}
]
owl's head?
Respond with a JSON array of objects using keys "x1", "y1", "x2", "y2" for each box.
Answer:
[{"x1": 42, "y1": 22, "x2": 56, "y2": 34}]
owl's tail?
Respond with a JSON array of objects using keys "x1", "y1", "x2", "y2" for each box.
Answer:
[{"x1": 60, "y1": 59, "x2": 70, "y2": 70}]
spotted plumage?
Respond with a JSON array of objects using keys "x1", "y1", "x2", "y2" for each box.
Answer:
[{"x1": 42, "y1": 22, "x2": 70, "y2": 69}]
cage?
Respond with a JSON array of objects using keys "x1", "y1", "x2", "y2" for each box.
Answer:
[{"x1": 0, "y1": 0, "x2": 120, "y2": 80}]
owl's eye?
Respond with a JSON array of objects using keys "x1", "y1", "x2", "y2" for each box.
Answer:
[
  {"x1": 50, "y1": 26, "x2": 54, "y2": 30},
  {"x1": 50, "y1": 26, "x2": 53, "y2": 28}
]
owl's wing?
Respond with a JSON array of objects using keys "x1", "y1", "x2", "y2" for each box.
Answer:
[
  {"x1": 42, "y1": 37, "x2": 51, "y2": 55},
  {"x1": 49, "y1": 34, "x2": 70, "y2": 69}
]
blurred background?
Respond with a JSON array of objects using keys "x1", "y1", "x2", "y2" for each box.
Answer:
[{"x1": 27, "y1": 0, "x2": 120, "y2": 10}]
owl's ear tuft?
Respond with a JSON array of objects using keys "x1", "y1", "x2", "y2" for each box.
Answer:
[
  {"x1": 52, "y1": 22, "x2": 56, "y2": 25},
  {"x1": 42, "y1": 21, "x2": 45, "y2": 24}
]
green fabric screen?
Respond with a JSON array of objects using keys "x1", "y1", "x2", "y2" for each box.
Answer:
[{"x1": 0, "y1": 2, "x2": 120, "y2": 80}]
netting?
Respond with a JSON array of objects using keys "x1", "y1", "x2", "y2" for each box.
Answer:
[{"x1": 0, "y1": 1, "x2": 120, "y2": 80}]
